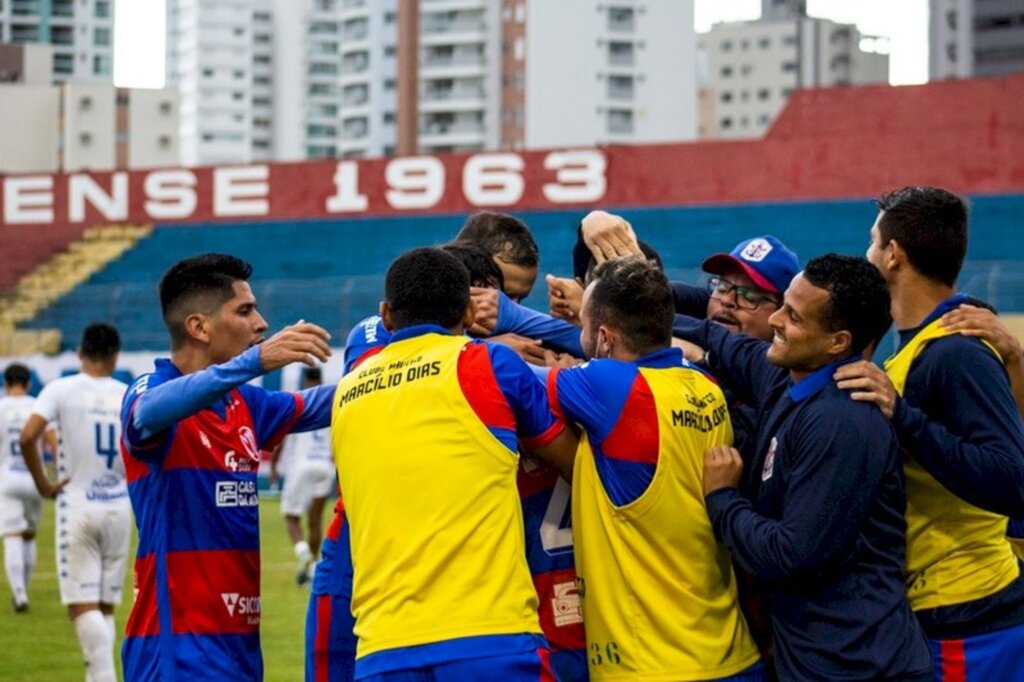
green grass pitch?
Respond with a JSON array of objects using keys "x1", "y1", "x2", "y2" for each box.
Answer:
[{"x1": 0, "y1": 498, "x2": 312, "y2": 681}]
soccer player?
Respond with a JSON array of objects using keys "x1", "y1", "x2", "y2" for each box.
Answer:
[
  {"x1": 272, "y1": 367, "x2": 335, "y2": 585},
  {"x1": 20, "y1": 324, "x2": 131, "y2": 682},
  {"x1": 331, "y1": 247, "x2": 576, "y2": 681},
  {"x1": 676, "y1": 254, "x2": 933, "y2": 680},
  {"x1": 119, "y1": 253, "x2": 334, "y2": 681},
  {"x1": 546, "y1": 257, "x2": 763, "y2": 681},
  {"x1": 456, "y1": 211, "x2": 539, "y2": 301},
  {"x1": 835, "y1": 186, "x2": 1024, "y2": 678},
  {"x1": 0, "y1": 363, "x2": 45, "y2": 612}
]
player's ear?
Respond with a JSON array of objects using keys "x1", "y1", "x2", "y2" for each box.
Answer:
[
  {"x1": 380, "y1": 301, "x2": 395, "y2": 332},
  {"x1": 183, "y1": 312, "x2": 211, "y2": 344}
]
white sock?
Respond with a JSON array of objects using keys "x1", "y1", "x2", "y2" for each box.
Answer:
[
  {"x1": 294, "y1": 540, "x2": 312, "y2": 563},
  {"x1": 3, "y1": 536, "x2": 27, "y2": 606},
  {"x1": 23, "y1": 538, "x2": 36, "y2": 591},
  {"x1": 74, "y1": 610, "x2": 116, "y2": 682}
]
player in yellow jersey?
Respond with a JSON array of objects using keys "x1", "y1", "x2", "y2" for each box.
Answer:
[
  {"x1": 331, "y1": 247, "x2": 577, "y2": 682},
  {"x1": 545, "y1": 257, "x2": 763, "y2": 681},
  {"x1": 836, "y1": 186, "x2": 1024, "y2": 679}
]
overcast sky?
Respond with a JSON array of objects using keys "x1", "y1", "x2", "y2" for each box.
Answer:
[{"x1": 114, "y1": 0, "x2": 929, "y2": 88}]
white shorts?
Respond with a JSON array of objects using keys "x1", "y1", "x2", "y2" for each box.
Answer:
[
  {"x1": 56, "y1": 497, "x2": 132, "y2": 606},
  {"x1": 280, "y1": 461, "x2": 335, "y2": 517},
  {"x1": 0, "y1": 474, "x2": 43, "y2": 535}
]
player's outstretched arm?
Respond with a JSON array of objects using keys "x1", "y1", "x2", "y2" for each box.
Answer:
[
  {"x1": 130, "y1": 322, "x2": 332, "y2": 443},
  {"x1": 19, "y1": 414, "x2": 68, "y2": 499}
]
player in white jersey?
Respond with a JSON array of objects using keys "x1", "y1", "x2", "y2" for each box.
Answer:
[
  {"x1": 271, "y1": 367, "x2": 336, "y2": 584},
  {"x1": 20, "y1": 323, "x2": 130, "y2": 682},
  {"x1": 0, "y1": 363, "x2": 52, "y2": 612}
]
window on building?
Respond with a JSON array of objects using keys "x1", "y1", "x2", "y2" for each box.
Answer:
[
  {"x1": 202, "y1": 68, "x2": 214, "y2": 78},
  {"x1": 720, "y1": 91, "x2": 733, "y2": 103},
  {"x1": 79, "y1": 132, "x2": 92, "y2": 146},
  {"x1": 757, "y1": 88, "x2": 770, "y2": 100},
  {"x1": 741, "y1": 39, "x2": 749, "y2": 50},
  {"x1": 759, "y1": 37, "x2": 771, "y2": 48},
  {"x1": 781, "y1": 87, "x2": 793, "y2": 98},
  {"x1": 160, "y1": 101, "x2": 173, "y2": 115},
  {"x1": 79, "y1": 95, "x2": 92, "y2": 111},
  {"x1": 232, "y1": 91, "x2": 244, "y2": 100},
  {"x1": 781, "y1": 61, "x2": 797, "y2": 72},
  {"x1": 93, "y1": 54, "x2": 111, "y2": 75},
  {"x1": 608, "y1": 41, "x2": 634, "y2": 66},
  {"x1": 384, "y1": 78, "x2": 396, "y2": 90},
  {"x1": 608, "y1": 6, "x2": 635, "y2": 32},
  {"x1": 720, "y1": 40, "x2": 733, "y2": 52},
  {"x1": 607, "y1": 108, "x2": 633, "y2": 134},
  {"x1": 741, "y1": 64, "x2": 752, "y2": 75},
  {"x1": 783, "y1": 34, "x2": 797, "y2": 46},
  {"x1": 95, "y1": 1, "x2": 110, "y2": 18},
  {"x1": 234, "y1": 70, "x2": 245, "y2": 79},
  {"x1": 383, "y1": 111, "x2": 395, "y2": 124},
  {"x1": 158, "y1": 135, "x2": 172, "y2": 149},
  {"x1": 946, "y1": 10, "x2": 957, "y2": 30},
  {"x1": 94, "y1": 27, "x2": 111, "y2": 46},
  {"x1": 608, "y1": 75, "x2": 634, "y2": 100},
  {"x1": 385, "y1": 11, "x2": 396, "y2": 23},
  {"x1": 720, "y1": 65, "x2": 733, "y2": 77},
  {"x1": 384, "y1": 45, "x2": 396, "y2": 57},
  {"x1": 720, "y1": 117, "x2": 732, "y2": 129}
]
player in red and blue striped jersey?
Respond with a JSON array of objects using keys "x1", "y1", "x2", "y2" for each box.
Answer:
[{"x1": 120, "y1": 254, "x2": 335, "y2": 681}]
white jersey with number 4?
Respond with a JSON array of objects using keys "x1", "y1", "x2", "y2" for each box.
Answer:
[{"x1": 32, "y1": 373, "x2": 129, "y2": 506}]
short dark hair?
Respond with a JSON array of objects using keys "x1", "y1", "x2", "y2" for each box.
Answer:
[
  {"x1": 584, "y1": 240, "x2": 664, "y2": 285},
  {"x1": 159, "y1": 253, "x2": 253, "y2": 348},
  {"x1": 588, "y1": 257, "x2": 674, "y2": 355},
  {"x1": 3, "y1": 363, "x2": 30, "y2": 388},
  {"x1": 876, "y1": 186, "x2": 968, "y2": 287},
  {"x1": 441, "y1": 241, "x2": 505, "y2": 289},
  {"x1": 303, "y1": 367, "x2": 322, "y2": 383},
  {"x1": 802, "y1": 254, "x2": 892, "y2": 356},
  {"x1": 80, "y1": 323, "x2": 121, "y2": 361},
  {"x1": 456, "y1": 212, "x2": 539, "y2": 267},
  {"x1": 385, "y1": 247, "x2": 470, "y2": 331}
]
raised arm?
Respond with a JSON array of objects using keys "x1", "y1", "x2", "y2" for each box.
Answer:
[{"x1": 672, "y1": 315, "x2": 785, "y2": 411}]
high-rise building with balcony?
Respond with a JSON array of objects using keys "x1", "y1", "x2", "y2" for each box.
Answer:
[
  {"x1": 170, "y1": 0, "x2": 697, "y2": 163},
  {"x1": 166, "y1": 0, "x2": 273, "y2": 166},
  {"x1": 930, "y1": 0, "x2": 1024, "y2": 79},
  {"x1": 699, "y1": 0, "x2": 888, "y2": 139},
  {"x1": 0, "y1": 0, "x2": 114, "y2": 82}
]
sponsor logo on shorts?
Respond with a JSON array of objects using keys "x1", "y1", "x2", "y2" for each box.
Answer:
[
  {"x1": 552, "y1": 581, "x2": 583, "y2": 627},
  {"x1": 215, "y1": 480, "x2": 258, "y2": 508}
]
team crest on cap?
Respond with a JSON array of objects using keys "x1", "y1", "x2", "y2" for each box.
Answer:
[{"x1": 742, "y1": 238, "x2": 773, "y2": 263}]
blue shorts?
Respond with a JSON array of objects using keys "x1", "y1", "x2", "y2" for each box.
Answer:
[
  {"x1": 550, "y1": 648, "x2": 588, "y2": 681},
  {"x1": 305, "y1": 592, "x2": 357, "y2": 682},
  {"x1": 359, "y1": 646, "x2": 555, "y2": 682},
  {"x1": 930, "y1": 621, "x2": 1024, "y2": 680}
]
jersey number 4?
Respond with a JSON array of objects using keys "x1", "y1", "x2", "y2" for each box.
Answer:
[
  {"x1": 94, "y1": 423, "x2": 118, "y2": 469},
  {"x1": 540, "y1": 477, "x2": 574, "y2": 554}
]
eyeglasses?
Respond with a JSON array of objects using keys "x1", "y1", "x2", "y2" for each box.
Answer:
[{"x1": 707, "y1": 276, "x2": 781, "y2": 311}]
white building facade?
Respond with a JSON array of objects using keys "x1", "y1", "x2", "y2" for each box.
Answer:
[
  {"x1": 0, "y1": 0, "x2": 114, "y2": 82},
  {"x1": 699, "y1": 11, "x2": 888, "y2": 139},
  {"x1": 930, "y1": 0, "x2": 1024, "y2": 79}
]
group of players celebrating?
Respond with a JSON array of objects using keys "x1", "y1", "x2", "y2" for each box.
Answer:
[{"x1": 3, "y1": 184, "x2": 1024, "y2": 681}]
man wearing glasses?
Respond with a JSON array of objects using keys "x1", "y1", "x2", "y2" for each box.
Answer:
[{"x1": 700, "y1": 236, "x2": 799, "y2": 343}]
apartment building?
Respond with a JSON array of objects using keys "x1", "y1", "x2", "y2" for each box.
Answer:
[{"x1": 0, "y1": 0, "x2": 114, "y2": 82}]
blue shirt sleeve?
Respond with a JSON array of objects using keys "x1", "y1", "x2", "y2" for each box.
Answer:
[
  {"x1": 493, "y1": 291, "x2": 585, "y2": 357},
  {"x1": 487, "y1": 342, "x2": 563, "y2": 446},
  {"x1": 126, "y1": 346, "x2": 265, "y2": 450},
  {"x1": 672, "y1": 315, "x2": 786, "y2": 411},
  {"x1": 892, "y1": 335, "x2": 1024, "y2": 518},
  {"x1": 706, "y1": 397, "x2": 893, "y2": 581},
  {"x1": 344, "y1": 316, "x2": 391, "y2": 375},
  {"x1": 121, "y1": 372, "x2": 177, "y2": 461},
  {"x1": 552, "y1": 361, "x2": 634, "y2": 442}
]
